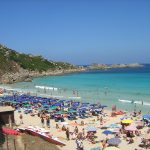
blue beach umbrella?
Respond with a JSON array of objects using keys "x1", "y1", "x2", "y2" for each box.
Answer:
[
  {"x1": 143, "y1": 114, "x2": 150, "y2": 119},
  {"x1": 86, "y1": 126, "x2": 97, "y2": 132},
  {"x1": 68, "y1": 109, "x2": 77, "y2": 113},
  {"x1": 43, "y1": 104, "x2": 49, "y2": 108},
  {"x1": 107, "y1": 138, "x2": 121, "y2": 146},
  {"x1": 54, "y1": 103, "x2": 62, "y2": 106},
  {"x1": 102, "y1": 130, "x2": 113, "y2": 135},
  {"x1": 50, "y1": 106, "x2": 57, "y2": 109}
]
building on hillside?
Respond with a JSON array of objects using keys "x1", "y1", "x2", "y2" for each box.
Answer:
[{"x1": 0, "y1": 106, "x2": 15, "y2": 126}]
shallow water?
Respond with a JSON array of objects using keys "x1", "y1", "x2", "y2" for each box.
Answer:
[{"x1": 1, "y1": 64, "x2": 150, "y2": 113}]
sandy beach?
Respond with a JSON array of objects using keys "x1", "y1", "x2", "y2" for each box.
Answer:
[{"x1": 10, "y1": 108, "x2": 149, "y2": 150}]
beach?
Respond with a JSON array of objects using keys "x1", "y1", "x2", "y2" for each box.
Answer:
[
  {"x1": 1, "y1": 102, "x2": 149, "y2": 150},
  {"x1": 1, "y1": 1, "x2": 150, "y2": 149},
  {"x1": 12, "y1": 108, "x2": 149, "y2": 150}
]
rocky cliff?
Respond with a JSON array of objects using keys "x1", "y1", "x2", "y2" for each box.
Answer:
[{"x1": 0, "y1": 44, "x2": 85, "y2": 84}]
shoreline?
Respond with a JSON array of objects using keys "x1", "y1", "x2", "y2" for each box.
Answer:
[
  {"x1": 1, "y1": 81, "x2": 150, "y2": 114},
  {"x1": 0, "y1": 63, "x2": 143, "y2": 84},
  {"x1": 0, "y1": 68, "x2": 87, "y2": 84}
]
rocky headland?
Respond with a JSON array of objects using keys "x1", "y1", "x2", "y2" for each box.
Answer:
[
  {"x1": 0, "y1": 44, "x2": 85, "y2": 84},
  {"x1": 88, "y1": 63, "x2": 143, "y2": 70}
]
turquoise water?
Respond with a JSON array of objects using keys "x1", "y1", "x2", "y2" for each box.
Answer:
[{"x1": 1, "y1": 65, "x2": 150, "y2": 113}]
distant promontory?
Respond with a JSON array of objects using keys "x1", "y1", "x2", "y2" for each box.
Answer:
[{"x1": 88, "y1": 63, "x2": 143, "y2": 70}]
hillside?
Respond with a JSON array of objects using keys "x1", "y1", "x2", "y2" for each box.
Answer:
[{"x1": 0, "y1": 44, "x2": 83, "y2": 84}]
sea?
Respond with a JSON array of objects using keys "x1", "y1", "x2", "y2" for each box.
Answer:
[{"x1": 1, "y1": 64, "x2": 150, "y2": 113}]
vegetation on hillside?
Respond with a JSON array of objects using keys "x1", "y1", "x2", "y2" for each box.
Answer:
[{"x1": 0, "y1": 44, "x2": 76, "y2": 75}]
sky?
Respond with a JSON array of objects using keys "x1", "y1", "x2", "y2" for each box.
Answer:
[{"x1": 0, "y1": 0, "x2": 150, "y2": 65}]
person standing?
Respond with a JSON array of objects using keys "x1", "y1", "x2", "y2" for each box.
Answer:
[
  {"x1": 100, "y1": 116, "x2": 103, "y2": 125},
  {"x1": 46, "y1": 117, "x2": 50, "y2": 128},
  {"x1": 102, "y1": 140, "x2": 106, "y2": 150},
  {"x1": 66, "y1": 127, "x2": 70, "y2": 140},
  {"x1": 74, "y1": 126, "x2": 79, "y2": 134},
  {"x1": 82, "y1": 128, "x2": 85, "y2": 137},
  {"x1": 19, "y1": 114, "x2": 23, "y2": 124},
  {"x1": 41, "y1": 117, "x2": 45, "y2": 127}
]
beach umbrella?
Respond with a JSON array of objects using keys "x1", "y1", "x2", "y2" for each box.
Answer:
[
  {"x1": 55, "y1": 110, "x2": 65, "y2": 115},
  {"x1": 54, "y1": 103, "x2": 62, "y2": 106},
  {"x1": 24, "y1": 104, "x2": 30, "y2": 107},
  {"x1": 105, "y1": 147, "x2": 120, "y2": 150},
  {"x1": 102, "y1": 130, "x2": 113, "y2": 135},
  {"x1": 22, "y1": 101, "x2": 29, "y2": 104},
  {"x1": 55, "y1": 111, "x2": 63, "y2": 115},
  {"x1": 86, "y1": 126, "x2": 97, "y2": 132},
  {"x1": 121, "y1": 119, "x2": 133, "y2": 124},
  {"x1": 43, "y1": 104, "x2": 49, "y2": 108},
  {"x1": 90, "y1": 104, "x2": 97, "y2": 107},
  {"x1": 125, "y1": 125, "x2": 137, "y2": 131},
  {"x1": 50, "y1": 106, "x2": 57, "y2": 109},
  {"x1": 68, "y1": 109, "x2": 77, "y2": 113},
  {"x1": 143, "y1": 114, "x2": 150, "y2": 119},
  {"x1": 108, "y1": 124, "x2": 122, "y2": 129},
  {"x1": 107, "y1": 138, "x2": 121, "y2": 146}
]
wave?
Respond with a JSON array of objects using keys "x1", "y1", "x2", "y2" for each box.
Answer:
[
  {"x1": 38, "y1": 93, "x2": 63, "y2": 98},
  {"x1": 35, "y1": 85, "x2": 58, "y2": 91},
  {"x1": 118, "y1": 99, "x2": 132, "y2": 103},
  {"x1": 143, "y1": 102, "x2": 150, "y2": 106},
  {"x1": 118, "y1": 99, "x2": 150, "y2": 106}
]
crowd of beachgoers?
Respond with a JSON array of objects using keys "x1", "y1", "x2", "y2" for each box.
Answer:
[{"x1": 0, "y1": 92, "x2": 150, "y2": 150}]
